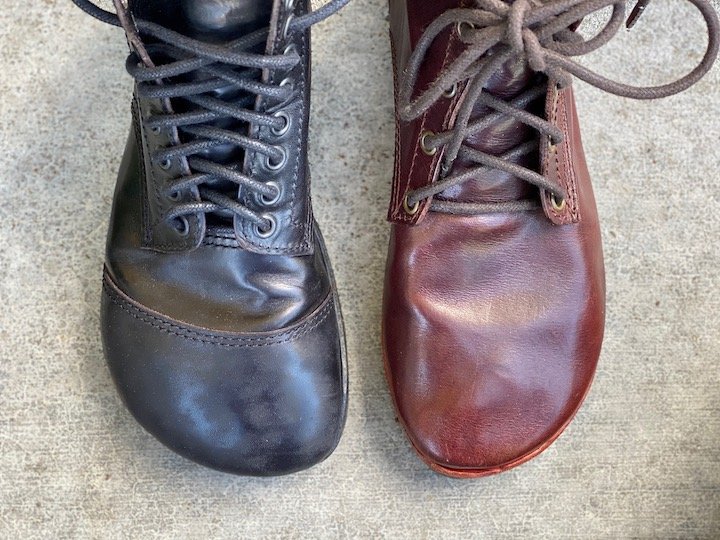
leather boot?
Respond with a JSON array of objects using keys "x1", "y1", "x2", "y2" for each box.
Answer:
[
  {"x1": 383, "y1": 0, "x2": 719, "y2": 477},
  {"x1": 72, "y1": 0, "x2": 350, "y2": 476}
]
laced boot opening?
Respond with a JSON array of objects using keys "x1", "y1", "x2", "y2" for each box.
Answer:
[{"x1": 131, "y1": 0, "x2": 276, "y2": 230}]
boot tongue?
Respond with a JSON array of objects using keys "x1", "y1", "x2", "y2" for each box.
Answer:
[
  {"x1": 439, "y1": 60, "x2": 544, "y2": 205},
  {"x1": 130, "y1": 0, "x2": 274, "y2": 42}
]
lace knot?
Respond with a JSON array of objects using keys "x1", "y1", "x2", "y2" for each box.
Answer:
[
  {"x1": 506, "y1": 1, "x2": 570, "y2": 84},
  {"x1": 397, "y1": 0, "x2": 720, "y2": 216},
  {"x1": 505, "y1": 0, "x2": 531, "y2": 54}
]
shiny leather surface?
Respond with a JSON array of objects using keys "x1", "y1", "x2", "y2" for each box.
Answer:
[
  {"x1": 131, "y1": 0, "x2": 273, "y2": 39},
  {"x1": 384, "y1": 0, "x2": 605, "y2": 477},
  {"x1": 236, "y1": 0, "x2": 316, "y2": 255},
  {"x1": 100, "y1": 0, "x2": 348, "y2": 475},
  {"x1": 107, "y1": 127, "x2": 329, "y2": 332},
  {"x1": 388, "y1": 0, "x2": 466, "y2": 224},
  {"x1": 102, "y1": 265, "x2": 346, "y2": 476},
  {"x1": 132, "y1": 0, "x2": 316, "y2": 255}
]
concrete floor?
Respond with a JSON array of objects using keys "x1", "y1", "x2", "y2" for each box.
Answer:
[{"x1": 0, "y1": 1, "x2": 719, "y2": 538}]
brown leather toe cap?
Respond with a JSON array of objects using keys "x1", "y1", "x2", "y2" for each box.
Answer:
[{"x1": 383, "y1": 209, "x2": 604, "y2": 475}]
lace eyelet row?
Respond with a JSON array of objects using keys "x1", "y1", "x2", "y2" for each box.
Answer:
[
  {"x1": 158, "y1": 22, "x2": 301, "y2": 242},
  {"x1": 282, "y1": 0, "x2": 297, "y2": 39}
]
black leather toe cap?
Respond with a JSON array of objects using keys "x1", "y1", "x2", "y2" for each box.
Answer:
[{"x1": 100, "y1": 272, "x2": 348, "y2": 476}]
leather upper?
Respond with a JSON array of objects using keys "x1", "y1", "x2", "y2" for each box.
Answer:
[
  {"x1": 383, "y1": 0, "x2": 605, "y2": 475},
  {"x1": 106, "y1": 128, "x2": 329, "y2": 333},
  {"x1": 108, "y1": 0, "x2": 326, "y2": 333},
  {"x1": 131, "y1": 0, "x2": 316, "y2": 256},
  {"x1": 102, "y1": 266, "x2": 346, "y2": 476},
  {"x1": 99, "y1": 0, "x2": 348, "y2": 475}
]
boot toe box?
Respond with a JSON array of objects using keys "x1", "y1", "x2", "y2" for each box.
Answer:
[{"x1": 101, "y1": 274, "x2": 347, "y2": 476}]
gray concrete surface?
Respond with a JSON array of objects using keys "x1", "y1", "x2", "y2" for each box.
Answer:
[{"x1": 1, "y1": 1, "x2": 719, "y2": 538}]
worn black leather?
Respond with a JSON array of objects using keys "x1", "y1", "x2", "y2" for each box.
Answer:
[{"x1": 98, "y1": 0, "x2": 348, "y2": 476}]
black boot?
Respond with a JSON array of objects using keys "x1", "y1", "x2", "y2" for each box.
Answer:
[{"x1": 72, "y1": 0, "x2": 350, "y2": 476}]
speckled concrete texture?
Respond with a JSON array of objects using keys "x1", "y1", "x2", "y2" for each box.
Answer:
[{"x1": 0, "y1": 1, "x2": 719, "y2": 538}]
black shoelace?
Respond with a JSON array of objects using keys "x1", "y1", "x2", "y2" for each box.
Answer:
[
  {"x1": 398, "y1": 0, "x2": 720, "y2": 215},
  {"x1": 72, "y1": 0, "x2": 351, "y2": 235}
]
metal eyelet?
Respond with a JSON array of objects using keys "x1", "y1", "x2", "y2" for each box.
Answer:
[
  {"x1": 271, "y1": 111, "x2": 291, "y2": 137},
  {"x1": 443, "y1": 83, "x2": 458, "y2": 99},
  {"x1": 265, "y1": 146, "x2": 288, "y2": 171},
  {"x1": 550, "y1": 193, "x2": 567, "y2": 212},
  {"x1": 420, "y1": 131, "x2": 437, "y2": 156},
  {"x1": 150, "y1": 126, "x2": 162, "y2": 135},
  {"x1": 284, "y1": 0, "x2": 296, "y2": 9},
  {"x1": 456, "y1": 21, "x2": 476, "y2": 40},
  {"x1": 279, "y1": 77, "x2": 293, "y2": 89},
  {"x1": 259, "y1": 181, "x2": 282, "y2": 206},
  {"x1": 159, "y1": 158, "x2": 172, "y2": 170},
  {"x1": 167, "y1": 189, "x2": 181, "y2": 202},
  {"x1": 172, "y1": 216, "x2": 190, "y2": 237},
  {"x1": 255, "y1": 214, "x2": 278, "y2": 239},
  {"x1": 282, "y1": 14, "x2": 294, "y2": 39},
  {"x1": 284, "y1": 43, "x2": 298, "y2": 57},
  {"x1": 403, "y1": 194, "x2": 420, "y2": 216}
]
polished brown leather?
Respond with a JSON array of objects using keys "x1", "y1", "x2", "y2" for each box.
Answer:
[{"x1": 383, "y1": 0, "x2": 605, "y2": 476}]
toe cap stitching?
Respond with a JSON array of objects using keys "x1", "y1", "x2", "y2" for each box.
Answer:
[{"x1": 103, "y1": 277, "x2": 334, "y2": 348}]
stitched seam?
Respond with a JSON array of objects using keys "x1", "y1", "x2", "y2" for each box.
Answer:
[
  {"x1": 548, "y1": 90, "x2": 579, "y2": 223},
  {"x1": 293, "y1": 14, "x2": 312, "y2": 252},
  {"x1": 287, "y1": 17, "x2": 304, "y2": 237},
  {"x1": 206, "y1": 230, "x2": 235, "y2": 239},
  {"x1": 552, "y1": 89, "x2": 561, "y2": 219},
  {"x1": 135, "y1": 94, "x2": 201, "y2": 252},
  {"x1": 541, "y1": 89, "x2": 551, "y2": 194},
  {"x1": 103, "y1": 278, "x2": 333, "y2": 347},
  {"x1": 237, "y1": 2, "x2": 310, "y2": 255},
  {"x1": 135, "y1": 99, "x2": 196, "y2": 251},
  {"x1": 203, "y1": 235, "x2": 240, "y2": 249},
  {"x1": 548, "y1": 87, "x2": 567, "y2": 222},
  {"x1": 424, "y1": 35, "x2": 458, "y2": 217},
  {"x1": 102, "y1": 276, "x2": 331, "y2": 341},
  {"x1": 553, "y1": 100, "x2": 562, "y2": 219},
  {"x1": 408, "y1": 0, "x2": 472, "y2": 221},
  {"x1": 138, "y1": 96, "x2": 165, "y2": 232},
  {"x1": 132, "y1": 100, "x2": 153, "y2": 247},
  {"x1": 201, "y1": 242, "x2": 240, "y2": 250},
  {"x1": 394, "y1": 27, "x2": 456, "y2": 223},
  {"x1": 389, "y1": 34, "x2": 402, "y2": 215},
  {"x1": 559, "y1": 94, "x2": 580, "y2": 222}
]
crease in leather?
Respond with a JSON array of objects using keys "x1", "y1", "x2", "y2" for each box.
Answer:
[
  {"x1": 103, "y1": 268, "x2": 336, "y2": 346},
  {"x1": 105, "y1": 126, "x2": 331, "y2": 333},
  {"x1": 438, "y1": 61, "x2": 541, "y2": 205},
  {"x1": 383, "y1": 0, "x2": 606, "y2": 473}
]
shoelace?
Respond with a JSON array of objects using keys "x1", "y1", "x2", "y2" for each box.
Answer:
[
  {"x1": 399, "y1": 0, "x2": 720, "y2": 215},
  {"x1": 72, "y1": 0, "x2": 351, "y2": 235}
]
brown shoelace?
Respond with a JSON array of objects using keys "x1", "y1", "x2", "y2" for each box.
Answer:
[{"x1": 399, "y1": 0, "x2": 720, "y2": 215}]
